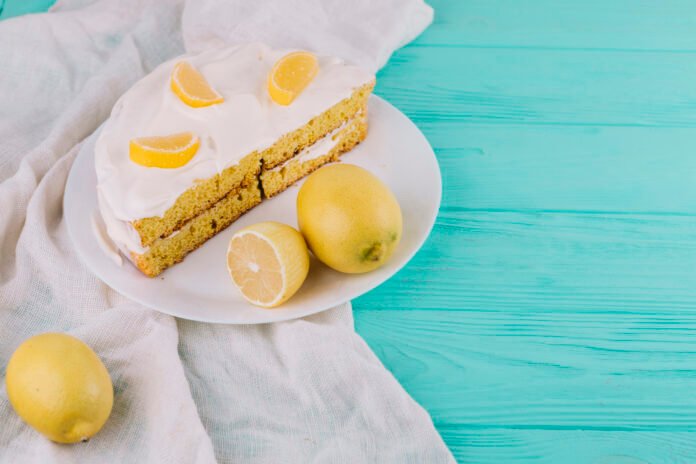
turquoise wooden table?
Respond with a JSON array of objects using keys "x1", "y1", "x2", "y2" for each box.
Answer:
[{"x1": 6, "y1": 1, "x2": 696, "y2": 462}]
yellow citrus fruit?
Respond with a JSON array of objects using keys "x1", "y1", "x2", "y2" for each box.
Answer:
[
  {"x1": 227, "y1": 221, "x2": 310, "y2": 308},
  {"x1": 5, "y1": 333, "x2": 114, "y2": 444},
  {"x1": 129, "y1": 132, "x2": 200, "y2": 168},
  {"x1": 171, "y1": 61, "x2": 224, "y2": 108},
  {"x1": 267, "y1": 51, "x2": 319, "y2": 106},
  {"x1": 297, "y1": 164, "x2": 402, "y2": 274}
]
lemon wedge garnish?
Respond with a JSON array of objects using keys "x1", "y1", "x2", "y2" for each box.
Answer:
[
  {"x1": 227, "y1": 222, "x2": 310, "y2": 308},
  {"x1": 267, "y1": 51, "x2": 319, "y2": 106},
  {"x1": 171, "y1": 61, "x2": 224, "y2": 108},
  {"x1": 129, "y1": 132, "x2": 200, "y2": 169}
]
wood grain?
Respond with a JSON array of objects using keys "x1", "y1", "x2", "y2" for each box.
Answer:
[
  {"x1": 437, "y1": 429, "x2": 695, "y2": 463},
  {"x1": 421, "y1": 125, "x2": 696, "y2": 213},
  {"x1": 377, "y1": 48, "x2": 696, "y2": 128},
  {"x1": 418, "y1": 0, "x2": 696, "y2": 51},
  {"x1": 0, "y1": 0, "x2": 55, "y2": 19},
  {"x1": 358, "y1": 1, "x2": 696, "y2": 462},
  {"x1": 356, "y1": 305, "x2": 696, "y2": 428},
  {"x1": 357, "y1": 212, "x2": 696, "y2": 311}
]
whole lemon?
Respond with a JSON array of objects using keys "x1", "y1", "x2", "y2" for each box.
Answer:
[
  {"x1": 297, "y1": 164, "x2": 402, "y2": 273},
  {"x1": 5, "y1": 333, "x2": 114, "y2": 443}
]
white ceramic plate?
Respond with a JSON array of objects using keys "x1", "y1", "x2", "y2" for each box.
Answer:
[{"x1": 64, "y1": 96, "x2": 441, "y2": 324}]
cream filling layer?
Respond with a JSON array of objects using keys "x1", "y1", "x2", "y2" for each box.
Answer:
[{"x1": 269, "y1": 120, "x2": 348, "y2": 172}]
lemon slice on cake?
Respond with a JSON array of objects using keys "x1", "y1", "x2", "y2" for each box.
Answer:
[
  {"x1": 268, "y1": 51, "x2": 319, "y2": 106},
  {"x1": 171, "y1": 61, "x2": 224, "y2": 108},
  {"x1": 226, "y1": 222, "x2": 310, "y2": 308},
  {"x1": 129, "y1": 132, "x2": 200, "y2": 168}
]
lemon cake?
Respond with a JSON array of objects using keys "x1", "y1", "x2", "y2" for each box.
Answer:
[{"x1": 95, "y1": 43, "x2": 374, "y2": 277}]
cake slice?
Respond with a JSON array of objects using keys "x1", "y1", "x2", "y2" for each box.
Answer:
[{"x1": 95, "y1": 43, "x2": 374, "y2": 277}]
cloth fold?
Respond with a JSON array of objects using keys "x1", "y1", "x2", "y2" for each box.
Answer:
[{"x1": 0, "y1": 0, "x2": 453, "y2": 462}]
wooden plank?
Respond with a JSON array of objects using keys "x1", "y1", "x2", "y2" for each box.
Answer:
[
  {"x1": 355, "y1": 304, "x2": 696, "y2": 429},
  {"x1": 428, "y1": 125, "x2": 696, "y2": 214},
  {"x1": 437, "y1": 428, "x2": 696, "y2": 463},
  {"x1": 0, "y1": 0, "x2": 56, "y2": 20},
  {"x1": 376, "y1": 47, "x2": 696, "y2": 128},
  {"x1": 355, "y1": 211, "x2": 696, "y2": 312},
  {"x1": 418, "y1": 0, "x2": 696, "y2": 51}
]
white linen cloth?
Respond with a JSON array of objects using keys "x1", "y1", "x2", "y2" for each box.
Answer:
[{"x1": 0, "y1": 0, "x2": 454, "y2": 462}]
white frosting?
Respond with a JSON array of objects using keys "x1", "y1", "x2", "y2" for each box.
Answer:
[
  {"x1": 97, "y1": 190, "x2": 147, "y2": 255},
  {"x1": 91, "y1": 211, "x2": 123, "y2": 266},
  {"x1": 95, "y1": 43, "x2": 373, "y2": 231}
]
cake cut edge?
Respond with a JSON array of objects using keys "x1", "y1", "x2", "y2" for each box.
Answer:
[{"x1": 131, "y1": 181, "x2": 262, "y2": 277}]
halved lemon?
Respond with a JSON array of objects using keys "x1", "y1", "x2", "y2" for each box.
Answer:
[
  {"x1": 129, "y1": 132, "x2": 200, "y2": 169},
  {"x1": 267, "y1": 51, "x2": 319, "y2": 106},
  {"x1": 226, "y1": 222, "x2": 310, "y2": 308},
  {"x1": 171, "y1": 61, "x2": 224, "y2": 108}
]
